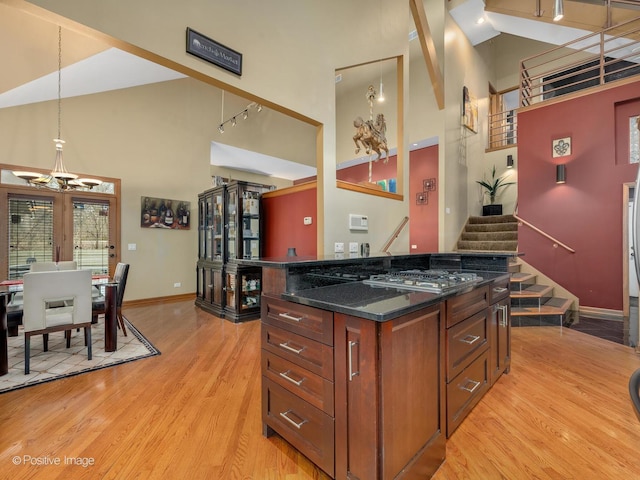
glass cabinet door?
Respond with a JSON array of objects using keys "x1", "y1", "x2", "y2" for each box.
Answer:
[
  {"x1": 212, "y1": 191, "x2": 223, "y2": 260},
  {"x1": 240, "y1": 270, "x2": 262, "y2": 310},
  {"x1": 198, "y1": 196, "x2": 206, "y2": 259},
  {"x1": 205, "y1": 194, "x2": 213, "y2": 260},
  {"x1": 227, "y1": 188, "x2": 238, "y2": 261},
  {"x1": 242, "y1": 190, "x2": 261, "y2": 259}
]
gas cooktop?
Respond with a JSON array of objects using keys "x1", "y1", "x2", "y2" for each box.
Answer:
[{"x1": 363, "y1": 269, "x2": 482, "y2": 294}]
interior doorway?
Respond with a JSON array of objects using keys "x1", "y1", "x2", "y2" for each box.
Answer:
[{"x1": 623, "y1": 182, "x2": 639, "y2": 349}]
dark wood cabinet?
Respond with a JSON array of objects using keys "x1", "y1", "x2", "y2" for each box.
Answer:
[
  {"x1": 196, "y1": 180, "x2": 271, "y2": 321},
  {"x1": 489, "y1": 277, "x2": 511, "y2": 385},
  {"x1": 261, "y1": 294, "x2": 335, "y2": 478},
  {"x1": 334, "y1": 305, "x2": 446, "y2": 480},
  {"x1": 259, "y1": 269, "x2": 511, "y2": 478}
]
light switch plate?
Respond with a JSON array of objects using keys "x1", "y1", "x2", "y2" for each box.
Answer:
[
  {"x1": 349, "y1": 242, "x2": 358, "y2": 253},
  {"x1": 334, "y1": 242, "x2": 345, "y2": 253}
]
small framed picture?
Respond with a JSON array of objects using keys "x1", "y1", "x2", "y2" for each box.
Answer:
[{"x1": 552, "y1": 137, "x2": 571, "y2": 157}]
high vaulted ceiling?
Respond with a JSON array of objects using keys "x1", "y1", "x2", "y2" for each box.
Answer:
[{"x1": 451, "y1": 0, "x2": 640, "y2": 46}]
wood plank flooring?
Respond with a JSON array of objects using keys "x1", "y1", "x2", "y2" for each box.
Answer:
[{"x1": 1, "y1": 299, "x2": 639, "y2": 479}]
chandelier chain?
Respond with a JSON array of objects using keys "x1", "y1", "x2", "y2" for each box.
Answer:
[{"x1": 57, "y1": 26, "x2": 62, "y2": 140}]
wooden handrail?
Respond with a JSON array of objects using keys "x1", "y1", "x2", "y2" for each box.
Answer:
[
  {"x1": 512, "y1": 213, "x2": 576, "y2": 253},
  {"x1": 382, "y1": 216, "x2": 409, "y2": 252}
]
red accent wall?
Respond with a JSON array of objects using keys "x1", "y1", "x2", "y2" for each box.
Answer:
[
  {"x1": 409, "y1": 146, "x2": 439, "y2": 253},
  {"x1": 518, "y1": 81, "x2": 640, "y2": 310},
  {"x1": 262, "y1": 185, "x2": 317, "y2": 257}
]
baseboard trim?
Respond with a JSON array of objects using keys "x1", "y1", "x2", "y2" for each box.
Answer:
[
  {"x1": 579, "y1": 306, "x2": 623, "y2": 320},
  {"x1": 123, "y1": 293, "x2": 196, "y2": 308}
]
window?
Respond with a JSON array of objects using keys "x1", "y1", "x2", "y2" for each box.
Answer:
[{"x1": 488, "y1": 87, "x2": 518, "y2": 150}]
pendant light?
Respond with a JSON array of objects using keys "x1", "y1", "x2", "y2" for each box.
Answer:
[{"x1": 13, "y1": 26, "x2": 101, "y2": 190}]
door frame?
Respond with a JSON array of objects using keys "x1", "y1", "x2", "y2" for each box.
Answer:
[{"x1": 0, "y1": 167, "x2": 121, "y2": 278}]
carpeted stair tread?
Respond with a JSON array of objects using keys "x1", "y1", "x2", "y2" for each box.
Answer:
[
  {"x1": 468, "y1": 214, "x2": 516, "y2": 224},
  {"x1": 456, "y1": 240, "x2": 518, "y2": 251},
  {"x1": 461, "y1": 232, "x2": 517, "y2": 241},
  {"x1": 465, "y1": 223, "x2": 518, "y2": 233},
  {"x1": 457, "y1": 214, "x2": 519, "y2": 252}
]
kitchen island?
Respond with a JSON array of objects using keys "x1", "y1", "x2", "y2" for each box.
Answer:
[{"x1": 241, "y1": 253, "x2": 512, "y2": 479}]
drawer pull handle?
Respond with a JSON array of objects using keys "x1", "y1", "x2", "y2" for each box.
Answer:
[
  {"x1": 279, "y1": 341, "x2": 305, "y2": 355},
  {"x1": 279, "y1": 312, "x2": 304, "y2": 322},
  {"x1": 279, "y1": 410, "x2": 308, "y2": 429},
  {"x1": 500, "y1": 305, "x2": 509, "y2": 327},
  {"x1": 279, "y1": 370, "x2": 304, "y2": 386},
  {"x1": 460, "y1": 334, "x2": 480, "y2": 345},
  {"x1": 460, "y1": 379, "x2": 481, "y2": 393},
  {"x1": 493, "y1": 287, "x2": 508, "y2": 293},
  {"x1": 348, "y1": 340, "x2": 360, "y2": 381}
]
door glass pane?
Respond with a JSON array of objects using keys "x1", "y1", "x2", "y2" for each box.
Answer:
[
  {"x1": 8, "y1": 197, "x2": 54, "y2": 279},
  {"x1": 213, "y1": 192, "x2": 223, "y2": 260},
  {"x1": 227, "y1": 189, "x2": 237, "y2": 260},
  {"x1": 73, "y1": 200, "x2": 109, "y2": 274}
]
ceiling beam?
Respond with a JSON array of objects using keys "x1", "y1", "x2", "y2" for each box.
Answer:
[{"x1": 409, "y1": 0, "x2": 445, "y2": 110}]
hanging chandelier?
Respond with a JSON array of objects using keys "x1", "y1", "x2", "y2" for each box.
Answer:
[{"x1": 12, "y1": 26, "x2": 101, "y2": 190}]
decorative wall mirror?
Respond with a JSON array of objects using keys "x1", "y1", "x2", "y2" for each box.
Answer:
[{"x1": 335, "y1": 55, "x2": 403, "y2": 199}]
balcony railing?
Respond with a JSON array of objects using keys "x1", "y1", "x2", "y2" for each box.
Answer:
[
  {"x1": 520, "y1": 16, "x2": 640, "y2": 107},
  {"x1": 488, "y1": 109, "x2": 517, "y2": 150}
]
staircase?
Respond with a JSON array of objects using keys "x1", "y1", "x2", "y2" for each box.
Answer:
[
  {"x1": 456, "y1": 215, "x2": 518, "y2": 252},
  {"x1": 457, "y1": 215, "x2": 576, "y2": 326}
]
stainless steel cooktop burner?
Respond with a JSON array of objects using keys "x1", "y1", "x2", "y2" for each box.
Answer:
[{"x1": 363, "y1": 269, "x2": 482, "y2": 294}]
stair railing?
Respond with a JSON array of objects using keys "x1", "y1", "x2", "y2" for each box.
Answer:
[
  {"x1": 382, "y1": 216, "x2": 409, "y2": 253},
  {"x1": 513, "y1": 212, "x2": 576, "y2": 253}
]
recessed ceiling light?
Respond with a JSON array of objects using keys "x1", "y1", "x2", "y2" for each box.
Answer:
[{"x1": 476, "y1": 17, "x2": 485, "y2": 25}]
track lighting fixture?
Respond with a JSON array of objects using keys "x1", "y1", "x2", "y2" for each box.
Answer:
[
  {"x1": 553, "y1": 0, "x2": 564, "y2": 21},
  {"x1": 217, "y1": 102, "x2": 262, "y2": 133}
]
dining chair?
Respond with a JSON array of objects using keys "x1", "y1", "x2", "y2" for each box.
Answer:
[
  {"x1": 22, "y1": 269, "x2": 93, "y2": 374},
  {"x1": 630, "y1": 368, "x2": 640, "y2": 422},
  {"x1": 93, "y1": 263, "x2": 129, "y2": 336},
  {"x1": 29, "y1": 261, "x2": 77, "y2": 272}
]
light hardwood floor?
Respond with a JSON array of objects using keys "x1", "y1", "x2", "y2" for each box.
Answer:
[{"x1": 1, "y1": 299, "x2": 639, "y2": 479}]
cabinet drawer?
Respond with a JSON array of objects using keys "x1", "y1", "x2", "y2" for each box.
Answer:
[
  {"x1": 262, "y1": 350, "x2": 334, "y2": 416},
  {"x1": 446, "y1": 309, "x2": 489, "y2": 381},
  {"x1": 262, "y1": 295, "x2": 333, "y2": 345},
  {"x1": 446, "y1": 286, "x2": 489, "y2": 328},
  {"x1": 489, "y1": 276, "x2": 510, "y2": 303},
  {"x1": 446, "y1": 350, "x2": 490, "y2": 437},
  {"x1": 263, "y1": 378, "x2": 335, "y2": 477},
  {"x1": 262, "y1": 324, "x2": 334, "y2": 380}
]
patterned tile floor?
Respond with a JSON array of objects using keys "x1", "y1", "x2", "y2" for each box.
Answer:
[
  {"x1": 0, "y1": 317, "x2": 159, "y2": 394},
  {"x1": 567, "y1": 298, "x2": 637, "y2": 347}
]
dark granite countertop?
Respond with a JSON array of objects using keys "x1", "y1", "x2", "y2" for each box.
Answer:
[
  {"x1": 282, "y1": 271, "x2": 509, "y2": 322},
  {"x1": 238, "y1": 251, "x2": 519, "y2": 269}
]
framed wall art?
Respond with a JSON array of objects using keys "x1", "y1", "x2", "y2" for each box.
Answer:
[
  {"x1": 462, "y1": 86, "x2": 478, "y2": 133},
  {"x1": 141, "y1": 196, "x2": 191, "y2": 230}
]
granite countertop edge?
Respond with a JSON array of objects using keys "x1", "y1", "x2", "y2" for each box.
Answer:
[{"x1": 281, "y1": 271, "x2": 509, "y2": 322}]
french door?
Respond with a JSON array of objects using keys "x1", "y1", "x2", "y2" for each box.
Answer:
[{"x1": 1, "y1": 188, "x2": 119, "y2": 279}]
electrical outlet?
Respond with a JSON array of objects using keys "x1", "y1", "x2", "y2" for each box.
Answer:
[
  {"x1": 334, "y1": 242, "x2": 345, "y2": 253},
  {"x1": 349, "y1": 242, "x2": 358, "y2": 253},
  {"x1": 173, "y1": 282, "x2": 181, "y2": 288}
]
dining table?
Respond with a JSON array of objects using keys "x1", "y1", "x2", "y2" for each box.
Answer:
[{"x1": 0, "y1": 276, "x2": 119, "y2": 376}]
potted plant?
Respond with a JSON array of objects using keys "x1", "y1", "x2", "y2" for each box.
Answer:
[{"x1": 476, "y1": 165, "x2": 515, "y2": 215}]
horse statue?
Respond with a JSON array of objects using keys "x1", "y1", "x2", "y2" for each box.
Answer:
[{"x1": 353, "y1": 113, "x2": 389, "y2": 162}]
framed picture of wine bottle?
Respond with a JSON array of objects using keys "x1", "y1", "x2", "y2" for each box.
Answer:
[{"x1": 140, "y1": 196, "x2": 191, "y2": 229}]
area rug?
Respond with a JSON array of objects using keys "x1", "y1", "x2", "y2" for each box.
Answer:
[{"x1": 0, "y1": 317, "x2": 160, "y2": 394}]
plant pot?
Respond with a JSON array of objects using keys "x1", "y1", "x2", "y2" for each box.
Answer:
[{"x1": 483, "y1": 204, "x2": 503, "y2": 216}]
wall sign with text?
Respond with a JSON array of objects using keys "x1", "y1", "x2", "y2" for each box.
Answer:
[{"x1": 186, "y1": 28, "x2": 242, "y2": 76}]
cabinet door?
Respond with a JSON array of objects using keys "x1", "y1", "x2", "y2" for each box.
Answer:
[
  {"x1": 334, "y1": 313, "x2": 379, "y2": 480},
  {"x1": 489, "y1": 298, "x2": 511, "y2": 385}
]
